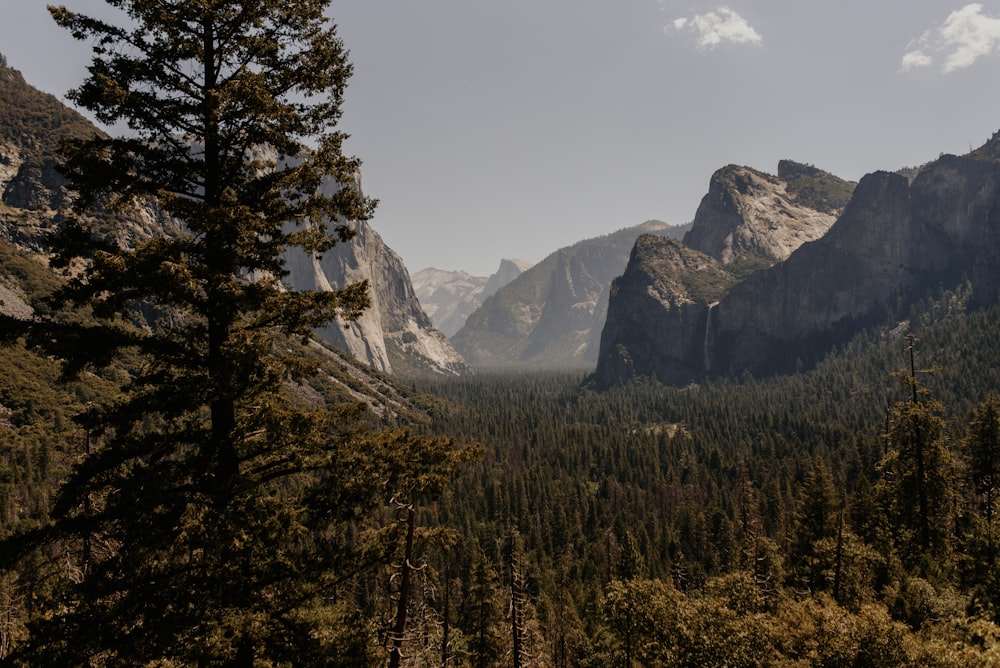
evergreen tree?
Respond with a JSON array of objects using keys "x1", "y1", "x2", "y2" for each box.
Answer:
[
  {"x1": 0, "y1": 1, "x2": 466, "y2": 664},
  {"x1": 965, "y1": 395, "x2": 1000, "y2": 536},
  {"x1": 789, "y1": 460, "x2": 840, "y2": 593},
  {"x1": 882, "y1": 341, "x2": 955, "y2": 573},
  {"x1": 961, "y1": 395, "x2": 1000, "y2": 620},
  {"x1": 464, "y1": 544, "x2": 505, "y2": 668}
]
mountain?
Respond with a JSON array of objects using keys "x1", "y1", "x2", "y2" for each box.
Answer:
[
  {"x1": 0, "y1": 58, "x2": 465, "y2": 378},
  {"x1": 451, "y1": 220, "x2": 689, "y2": 369},
  {"x1": 412, "y1": 258, "x2": 532, "y2": 337},
  {"x1": 592, "y1": 161, "x2": 852, "y2": 388},
  {"x1": 591, "y1": 235, "x2": 735, "y2": 386},
  {"x1": 682, "y1": 161, "x2": 852, "y2": 270},
  {"x1": 593, "y1": 139, "x2": 1000, "y2": 388},
  {"x1": 283, "y1": 201, "x2": 469, "y2": 377}
]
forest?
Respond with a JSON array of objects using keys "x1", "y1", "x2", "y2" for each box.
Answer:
[
  {"x1": 387, "y1": 284, "x2": 1000, "y2": 667},
  {"x1": 8, "y1": 277, "x2": 1000, "y2": 666},
  {"x1": 2, "y1": 1, "x2": 1000, "y2": 666}
]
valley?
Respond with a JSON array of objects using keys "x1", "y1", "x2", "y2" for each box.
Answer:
[{"x1": 3, "y1": 27, "x2": 1000, "y2": 664}]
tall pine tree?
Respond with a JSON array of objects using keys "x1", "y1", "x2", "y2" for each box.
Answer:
[
  {"x1": 881, "y1": 338, "x2": 955, "y2": 574},
  {"x1": 0, "y1": 1, "x2": 466, "y2": 665}
]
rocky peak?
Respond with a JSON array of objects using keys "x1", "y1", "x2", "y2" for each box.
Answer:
[
  {"x1": 595, "y1": 134, "x2": 1000, "y2": 389},
  {"x1": 282, "y1": 176, "x2": 469, "y2": 377},
  {"x1": 452, "y1": 220, "x2": 685, "y2": 369},
  {"x1": 483, "y1": 258, "x2": 532, "y2": 299},
  {"x1": 682, "y1": 163, "x2": 852, "y2": 270},
  {"x1": 589, "y1": 235, "x2": 732, "y2": 389},
  {"x1": 413, "y1": 258, "x2": 532, "y2": 337}
]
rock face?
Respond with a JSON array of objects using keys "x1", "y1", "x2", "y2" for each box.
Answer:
[
  {"x1": 683, "y1": 162, "x2": 851, "y2": 267},
  {"x1": 0, "y1": 59, "x2": 465, "y2": 378},
  {"x1": 590, "y1": 235, "x2": 732, "y2": 387},
  {"x1": 483, "y1": 258, "x2": 533, "y2": 299},
  {"x1": 452, "y1": 220, "x2": 689, "y2": 369},
  {"x1": 412, "y1": 258, "x2": 531, "y2": 337},
  {"x1": 593, "y1": 161, "x2": 855, "y2": 388},
  {"x1": 594, "y1": 140, "x2": 1000, "y2": 387},
  {"x1": 712, "y1": 151, "x2": 1000, "y2": 377},
  {"x1": 284, "y1": 212, "x2": 470, "y2": 377}
]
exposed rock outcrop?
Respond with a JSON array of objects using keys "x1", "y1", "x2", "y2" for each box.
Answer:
[
  {"x1": 682, "y1": 162, "x2": 850, "y2": 268},
  {"x1": 452, "y1": 220, "x2": 689, "y2": 369},
  {"x1": 594, "y1": 141, "x2": 1000, "y2": 388},
  {"x1": 590, "y1": 235, "x2": 732, "y2": 388},
  {"x1": 413, "y1": 258, "x2": 531, "y2": 337},
  {"x1": 0, "y1": 58, "x2": 465, "y2": 378},
  {"x1": 712, "y1": 151, "x2": 1000, "y2": 377},
  {"x1": 593, "y1": 161, "x2": 852, "y2": 388},
  {"x1": 483, "y1": 258, "x2": 533, "y2": 299},
  {"x1": 282, "y1": 184, "x2": 470, "y2": 377}
]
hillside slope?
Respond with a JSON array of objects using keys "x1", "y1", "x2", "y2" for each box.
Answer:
[{"x1": 452, "y1": 220, "x2": 689, "y2": 369}]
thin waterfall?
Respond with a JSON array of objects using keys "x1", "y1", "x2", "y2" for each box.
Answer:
[{"x1": 703, "y1": 302, "x2": 718, "y2": 373}]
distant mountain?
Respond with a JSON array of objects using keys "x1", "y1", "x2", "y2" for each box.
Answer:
[
  {"x1": 682, "y1": 161, "x2": 852, "y2": 272},
  {"x1": 590, "y1": 235, "x2": 734, "y2": 386},
  {"x1": 413, "y1": 258, "x2": 532, "y2": 337},
  {"x1": 282, "y1": 189, "x2": 469, "y2": 376},
  {"x1": 0, "y1": 58, "x2": 465, "y2": 378},
  {"x1": 593, "y1": 140, "x2": 1000, "y2": 388},
  {"x1": 451, "y1": 220, "x2": 690, "y2": 369}
]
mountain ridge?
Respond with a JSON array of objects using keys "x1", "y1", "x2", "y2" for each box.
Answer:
[
  {"x1": 0, "y1": 58, "x2": 466, "y2": 379},
  {"x1": 593, "y1": 138, "x2": 1000, "y2": 388},
  {"x1": 452, "y1": 220, "x2": 689, "y2": 368},
  {"x1": 412, "y1": 258, "x2": 532, "y2": 337}
]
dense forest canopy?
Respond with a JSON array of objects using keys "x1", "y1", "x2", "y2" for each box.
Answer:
[
  {"x1": 395, "y1": 284, "x2": 1000, "y2": 666},
  {"x1": 0, "y1": 1, "x2": 468, "y2": 665},
  {"x1": 1, "y1": 2, "x2": 1000, "y2": 666}
]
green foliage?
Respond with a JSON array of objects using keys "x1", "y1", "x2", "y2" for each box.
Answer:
[
  {"x1": 0, "y1": 61, "x2": 94, "y2": 151},
  {"x1": 965, "y1": 395, "x2": 1000, "y2": 532},
  {"x1": 880, "y1": 384, "x2": 956, "y2": 571},
  {"x1": 781, "y1": 163, "x2": 857, "y2": 214},
  {"x1": 0, "y1": 2, "x2": 474, "y2": 666},
  {"x1": 679, "y1": 262, "x2": 737, "y2": 304},
  {"x1": 407, "y1": 283, "x2": 1000, "y2": 665}
]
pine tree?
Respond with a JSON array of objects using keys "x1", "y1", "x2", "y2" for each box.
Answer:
[
  {"x1": 465, "y1": 545, "x2": 504, "y2": 668},
  {"x1": 961, "y1": 395, "x2": 1000, "y2": 620},
  {"x1": 965, "y1": 395, "x2": 1000, "y2": 537},
  {"x1": 882, "y1": 339, "x2": 955, "y2": 572},
  {"x1": 789, "y1": 459, "x2": 840, "y2": 593},
  {"x1": 0, "y1": 2, "x2": 466, "y2": 665}
]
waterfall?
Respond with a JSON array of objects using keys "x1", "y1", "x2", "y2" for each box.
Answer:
[{"x1": 703, "y1": 302, "x2": 718, "y2": 373}]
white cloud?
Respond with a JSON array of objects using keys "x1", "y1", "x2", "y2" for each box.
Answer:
[
  {"x1": 902, "y1": 3, "x2": 1000, "y2": 73},
  {"x1": 901, "y1": 49, "x2": 933, "y2": 71},
  {"x1": 671, "y1": 7, "x2": 762, "y2": 49}
]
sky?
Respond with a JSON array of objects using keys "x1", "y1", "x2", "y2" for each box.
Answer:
[{"x1": 3, "y1": 2, "x2": 1000, "y2": 276}]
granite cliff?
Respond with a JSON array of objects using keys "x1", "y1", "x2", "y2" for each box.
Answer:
[
  {"x1": 592, "y1": 235, "x2": 733, "y2": 387},
  {"x1": 412, "y1": 258, "x2": 532, "y2": 337},
  {"x1": 452, "y1": 220, "x2": 689, "y2": 369},
  {"x1": 594, "y1": 140, "x2": 1000, "y2": 388},
  {"x1": 712, "y1": 148, "x2": 1000, "y2": 377},
  {"x1": 593, "y1": 161, "x2": 856, "y2": 388},
  {"x1": 283, "y1": 204, "x2": 469, "y2": 376},
  {"x1": 0, "y1": 58, "x2": 464, "y2": 378},
  {"x1": 683, "y1": 161, "x2": 852, "y2": 268}
]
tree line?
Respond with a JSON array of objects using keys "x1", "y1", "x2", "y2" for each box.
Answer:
[
  {"x1": 3, "y1": 0, "x2": 1000, "y2": 665},
  {"x1": 404, "y1": 287, "x2": 1000, "y2": 666}
]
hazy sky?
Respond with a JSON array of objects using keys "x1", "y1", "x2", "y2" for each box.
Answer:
[{"x1": 3, "y1": 2, "x2": 1000, "y2": 275}]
